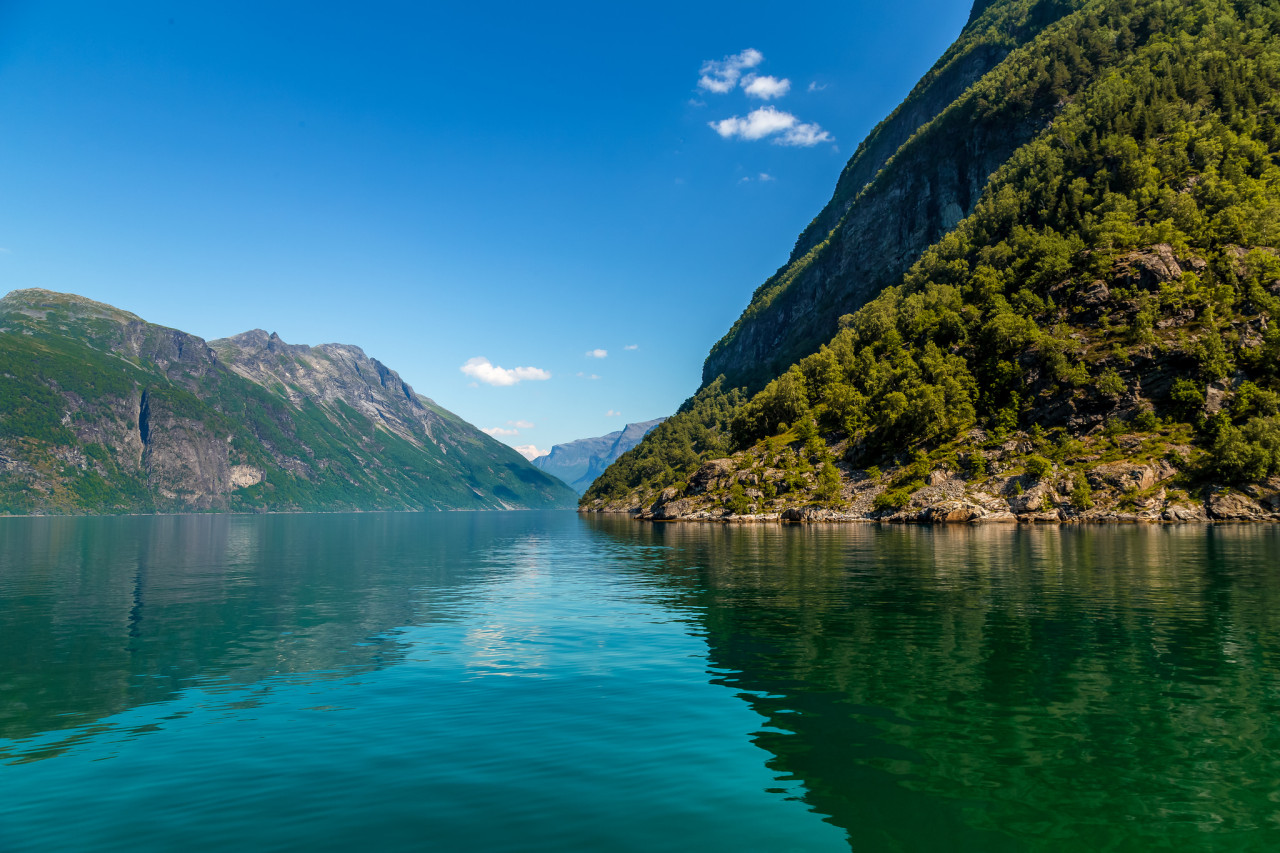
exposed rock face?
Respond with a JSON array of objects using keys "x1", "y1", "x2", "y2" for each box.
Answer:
[
  {"x1": 580, "y1": 428, "x2": 1280, "y2": 525},
  {"x1": 701, "y1": 1, "x2": 1087, "y2": 393},
  {"x1": 0, "y1": 289, "x2": 577, "y2": 514},
  {"x1": 532, "y1": 418, "x2": 666, "y2": 494}
]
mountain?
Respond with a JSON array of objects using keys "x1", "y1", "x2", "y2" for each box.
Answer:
[
  {"x1": 532, "y1": 418, "x2": 666, "y2": 494},
  {"x1": 584, "y1": 0, "x2": 1280, "y2": 522},
  {"x1": 0, "y1": 289, "x2": 577, "y2": 514}
]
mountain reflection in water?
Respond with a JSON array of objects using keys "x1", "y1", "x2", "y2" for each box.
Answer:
[
  {"x1": 587, "y1": 518, "x2": 1280, "y2": 851},
  {"x1": 2, "y1": 513, "x2": 1278, "y2": 851}
]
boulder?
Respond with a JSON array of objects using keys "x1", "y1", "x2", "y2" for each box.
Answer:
[
  {"x1": 781, "y1": 505, "x2": 834, "y2": 522},
  {"x1": 1115, "y1": 244, "x2": 1183, "y2": 290},
  {"x1": 1089, "y1": 462, "x2": 1158, "y2": 493},
  {"x1": 688, "y1": 459, "x2": 736, "y2": 494},
  {"x1": 1163, "y1": 503, "x2": 1209, "y2": 522},
  {"x1": 1209, "y1": 491, "x2": 1272, "y2": 521}
]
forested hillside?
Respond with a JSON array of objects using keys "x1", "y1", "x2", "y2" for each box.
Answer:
[{"x1": 585, "y1": 0, "x2": 1280, "y2": 522}]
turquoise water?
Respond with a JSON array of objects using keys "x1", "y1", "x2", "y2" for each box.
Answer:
[{"x1": 1, "y1": 514, "x2": 1278, "y2": 851}]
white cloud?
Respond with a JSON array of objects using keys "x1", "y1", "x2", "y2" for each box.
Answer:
[
  {"x1": 576, "y1": 372, "x2": 601, "y2": 380},
  {"x1": 711, "y1": 104, "x2": 829, "y2": 146},
  {"x1": 710, "y1": 106, "x2": 832, "y2": 147},
  {"x1": 624, "y1": 344, "x2": 639, "y2": 350},
  {"x1": 807, "y1": 81, "x2": 827, "y2": 92},
  {"x1": 515, "y1": 444, "x2": 548, "y2": 461},
  {"x1": 742, "y1": 74, "x2": 790, "y2": 99},
  {"x1": 778, "y1": 121, "x2": 832, "y2": 147},
  {"x1": 482, "y1": 426, "x2": 520, "y2": 437},
  {"x1": 606, "y1": 409, "x2": 622, "y2": 417},
  {"x1": 586, "y1": 348, "x2": 608, "y2": 359},
  {"x1": 710, "y1": 105, "x2": 796, "y2": 140},
  {"x1": 460, "y1": 356, "x2": 551, "y2": 386},
  {"x1": 759, "y1": 172, "x2": 775, "y2": 181},
  {"x1": 698, "y1": 48, "x2": 763, "y2": 94},
  {"x1": 509, "y1": 420, "x2": 535, "y2": 429}
]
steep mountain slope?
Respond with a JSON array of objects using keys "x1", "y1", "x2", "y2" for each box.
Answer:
[
  {"x1": 706, "y1": 0, "x2": 1089, "y2": 392},
  {"x1": 533, "y1": 418, "x2": 666, "y2": 494},
  {"x1": 586, "y1": 0, "x2": 1280, "y2": 522},
  {"x1": 0, "y1": 289, "x2": 577, "y2": 513}
]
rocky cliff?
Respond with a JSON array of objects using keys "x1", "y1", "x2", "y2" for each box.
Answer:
[
  {"x1": 0, "y1": 289, "x2": 577, "y2": 514},
  {"x1": 704, "y1": 0, "x2": 1088, "y2": 392}
]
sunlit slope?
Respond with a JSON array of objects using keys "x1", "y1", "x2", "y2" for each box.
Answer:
[
  {"x1": 586, "y1": 0, "x2": 1280, "y2": 521},
  {"x1": 0, "y1": 289, "x2": 577, "y2": 513}
]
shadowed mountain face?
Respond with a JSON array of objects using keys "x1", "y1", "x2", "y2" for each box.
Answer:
[
  {"x1": 0, "y1": 289, "x2": 577, "y2": 513},
  {"x1": 704, "y1": 0, "x2": 1087, "y2": 393},
  {"x1": 533, "y1": 418, "x2": 666, "y2": 494}
]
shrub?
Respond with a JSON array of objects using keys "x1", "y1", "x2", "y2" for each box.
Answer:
[
  {"x1": 1025, "y1": 455, "x2": 1053, "y2": 480},
  {"x1": 1169, "y1": 378, "x2": 1205, "y2": 421},
  {"x1": 1097, "y1": 369, "x2": 1126, "y2": 399},
  {"x1": 1070, "y1": 472, "x2": 1094, "y2": 510}
]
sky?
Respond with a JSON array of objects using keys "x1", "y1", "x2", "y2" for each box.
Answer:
[{"x1": 0, "y1": 0, "x2": 973, "y2": 458}]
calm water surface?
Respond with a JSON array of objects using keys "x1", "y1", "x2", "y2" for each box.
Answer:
[{"x1": 1, "y1": 513, "x2": 1278, "y2": 851}]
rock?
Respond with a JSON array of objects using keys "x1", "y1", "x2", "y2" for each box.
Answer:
[
  {"x1": 1164, "y1": 503, "x2": 1208, "y2": 522},
  {"x1": 1205, "y1": 383, "x2": 1228, "y2": 415},
  {"x1": 1115, "y1": 244, "x2": 1183, "y2": 290},
  {"x1": 688, "y1": 459, "x2": 736, "y2": 495},
  {"x1": 1089, "y1": 462, "x2": 1157, "y2": 493},
  {"x1": 229, "y1": 465, "x2": 263, "y2": 488},
  {"x1": 919, "y1": 500, "x2": 986, "y2": 523},
  {"x1": 1209, "y1": 490, "x2": 1273, "y2": 521},
  {"x1": 926, "y1": 469, "x2": 952, "y2": 486},
  {"x1": 1009, "y1": 482, "x2": 1058, "y2": 514},
  {"x1": 781, "y1": 505, "x2": 834, "y2": 522},
  {"x1": 1077, "y1": 280, "x2": 1111, "y2": 308}
]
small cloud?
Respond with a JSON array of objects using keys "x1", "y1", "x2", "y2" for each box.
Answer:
[
  {"x1": 710, "y1": 105, "x2": 796, "y2": 141},
  {"x1": 759, "y1": 172, "x2": 775, "y2": 181},
  {"x1": 807, "y1": 81, "x2": 827, "y2": 92},
  {"x1": 709, "y1": 106, "x2": 832, "y2": 147},
  {"x1": 698, "y1": 48, "x2": 763, "y2": 94},
  {"x1": 515, "y1": 444, "x2": 548, "y2": 461},
  {"x1": 739, "y1": 175, "x2": 752, "y2": 183},
  {"x1": 509, "y1": 420, "x2": 534, "y2": 429},
  {"x1": 624, "y1": 344, "x2": 639, "y2": 350},
  {"x1": 585, "y1": 348, "x2": 608, "y2": 359},
  {"x1": 576, "y1": 372, "x2": 601, "y2": 380},
  {"x1": 482, "y1": 426, "x2": 520, "y2": 437},
  {"x1": 742, "y1": 74, "x2": 791, "y2": 100},
  {"x1": 460, "y1": 357, "x2": 551, "y2": 387},
  {"x1": 606, "y1": 409, "x2": 622, "y2": 417},
  {"x1": 778, "y1": 122, "x2": 832, "y2": 147},
  {"x1": 688, "y1": 98, "x2": 706, "y2": 107}
]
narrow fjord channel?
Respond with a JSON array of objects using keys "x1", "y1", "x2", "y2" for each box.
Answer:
[{"x1": 2, "y1": 513, "x2": 1278, "y2": 851}]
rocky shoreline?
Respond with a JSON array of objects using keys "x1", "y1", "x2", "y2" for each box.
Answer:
[{"x1": 580, "y1": 455, "x2": 1280, "y2": 524}]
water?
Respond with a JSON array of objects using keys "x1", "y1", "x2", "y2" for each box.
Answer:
[{"x1": 0, "y1": 514, "x2": 1278, "y2": 851}]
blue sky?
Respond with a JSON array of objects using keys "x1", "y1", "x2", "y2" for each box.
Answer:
[{"x1": 0, "y1": 0, "x2": 972, "y2": 456}]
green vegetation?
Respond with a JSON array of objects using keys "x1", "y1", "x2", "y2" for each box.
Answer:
[
  {"x1": 0, "y1": 291, "x2": 575, "y2": 514},
  {"x1": 585, "y1": 0, "x2": 1280, "y2": 512}
]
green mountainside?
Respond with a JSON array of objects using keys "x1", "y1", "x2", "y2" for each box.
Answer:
[
  {"x1": 0, "y1": 289, "x2": 577, "y2": 514},
  {"x1": 584, "y1": 0, "x2": 1280, "y2": 522}
]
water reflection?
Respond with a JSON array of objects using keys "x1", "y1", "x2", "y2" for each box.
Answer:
[
  {"x1": 0, "y1": 513, "x2": 542, "y2": 755},
  {"x1": 585, "y1": 518, "x2": 1280, "y2": 851}
]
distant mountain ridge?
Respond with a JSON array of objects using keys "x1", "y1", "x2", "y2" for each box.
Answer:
[
  {"x1": 534, "y1": 419, "x2": 666, "y2": 494},
  {"x1": 0, "y1": 289, "x2": 577, "y2": 513}
]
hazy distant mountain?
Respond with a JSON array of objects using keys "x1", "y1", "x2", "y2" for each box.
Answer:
[
  {"x1": 534, "y1": 419, "x2": 666, "y2": 494},
  {"x1": 0, "y1": 289, "x2": 577, "y2": 513}
]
